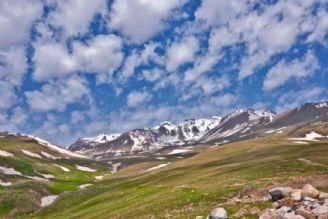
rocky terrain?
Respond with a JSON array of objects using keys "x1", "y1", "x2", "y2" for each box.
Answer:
[{"x1": 70, "y1": 101, "x2": 328, "y2": 159}]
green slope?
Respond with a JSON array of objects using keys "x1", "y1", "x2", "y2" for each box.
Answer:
[
  {"x1": 23, "y1": 135, "x2": 328, "y2": 219},
  {"x1": 0, "y1": 137, "x2": 110, "y2": 218}
]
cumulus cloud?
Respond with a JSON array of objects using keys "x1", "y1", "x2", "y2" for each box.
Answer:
[
  {"x1": 263, "y1": 51, "x2": 319, "y2": 91},
  {"x1": 33, "y1": 35, "x2": 123, "y2": 81},
  {"x1": 0, "y1": 46, "x2": 27, "y2": 86},
  {"x1": 276, "y1": 87, "x2": 326, "y2": 112},
  {"x1": 109, "y1": 0, "x2": 185, "y2": 43},
  {"x1": 166, "y1": 36, "x2": 198, "y2": 72},
  {"x1": 48, "y1": 0, "x2": 107, "y2": 37},
  {"x1": 25, "y1": 76, "x2": 90, "y2": 112},
  {"x1": 0, "y1": 0, "x2": 42, "y2": 49},
  {"x1": 127, "y1": 91, "x2": 152, "y2": 108},
  {"x1": 119, "y1": 42, "x2": 162, "y2": 82}
]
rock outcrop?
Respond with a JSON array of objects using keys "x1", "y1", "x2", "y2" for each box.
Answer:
[{"x1": 260, "y1": 184, "x2": 328, "y2": 219}]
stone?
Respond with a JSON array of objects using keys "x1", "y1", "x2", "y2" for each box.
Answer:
[
  {"x1": 269, "y1": 187, "x2": 292, "y2": 201},
  {"x1": 196, "y1": 216, "x2": 204, "y2": 219},
  {"x1": 313, "y1": 205, "x2": 328, "y2": 216},
  {"x1": 259, "y1": 208, "x2": 277, "y2": 219},
  {"x1": 284, "y1": 211, "x2": 306, "y2": 219},
  {"x1": 232, "y1": 208, "x2": 247, "y2": 218},
  {"x1": 301, "y1": 184, "x2": 320, "y2": 198},
  {"x1": 276, "y1": 206, "x2": 291, "y2": 214},
  {"x1": 278, "y1": 197, "x2": 294, "y2": 208},
  {"x1": 249, "y1": 207, "x2": 261, "y2": 215},
  {"x1": 318, "y1": 215, "x2": 328, "y2": 219},
  {"x1": 206, "y1": 208, "x2": 227, "y2": 219},
  {"x1": 291, "y1": 190, "x2": 302, "y2": 201},
  {"x1": 320, "y1": 193, "x2": 328, "y2": 199},
  {"x1": 295, "y1": 206, "x2": 316, "y2": 219}
]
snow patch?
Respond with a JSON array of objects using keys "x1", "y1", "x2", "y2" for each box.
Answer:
[
  {"x1": 54, "y1": 164, "x2": 70, "y2": 172},
  {"x1": 41, "y1": 195, "x2": 58, "y2": 207},
  {"x1": 315, "y1": 102, "x2": 328, "y2": 108},
  {"x1": 111, "y1": 163, "x2": 121, "y2": 173},
  {"x1": 0, "y1": 150, "x2": 14, "y2": 157},
  {"x1": 0, "y1": 179, "x2": 12, "y2": 186},
  {"x1": 23, "y1": 134, "x2": 87, "y2": 159},
  {"x1": 0, "y1": 166, "x2": 22, "y2": 175},
  {"x1": 41, "y1": 151, "x2": 60, "y2": 160},
  {"x1": 21, "y1": 149, "x2": 42, "y2": 159},
  {"x1": 289, "y1": 131, "x2": 326, "y2": 142},
  {"x1": 35, "y1": 171, "x2": 55, "y2": 179},
  {"x1": 293, "y1": 141, "x2": 309, "y2": 145},
  {"x1": 94, "y1": 175, "x2": 104, "y2": 180},
  {"x1": 146, "y1": 163, "x2": 171, "y2": 171},
  {"x1": 75, "y1": 165, "x2": 97, "y2": 172},
  {"x1": 155, "y1": 157, "x2": 166, "y2": 160},
  {"x1": 79, "y1": 183, "x2": 93, "y2": 189},
  {"x1": 168, "y1": 149, "x2": 191, "y2": 155}
]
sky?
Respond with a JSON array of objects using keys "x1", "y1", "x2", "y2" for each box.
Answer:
[{"x1": 0, "y1": 0, "x2": 327, "y2": 146}]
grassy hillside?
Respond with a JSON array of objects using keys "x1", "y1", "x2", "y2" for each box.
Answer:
[
  {"x1": 16, "y1": 134, "x2": 328, "y2": 218},
  {"x1": 0, "y1": 137, "x2": 110, "y2": 218}
]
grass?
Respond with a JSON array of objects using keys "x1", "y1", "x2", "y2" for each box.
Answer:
[
  {"x1": 1, "y1": 135, "x2": 328, "y2": 218},
  {"x1": 23, "y1": 135, "x2": 328, "y2": 218}
]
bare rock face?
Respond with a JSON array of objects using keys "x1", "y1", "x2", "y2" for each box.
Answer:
[
  {"x1": 206, "y1": 208, "x2": 227, "y2": 219},
  {"x1": 302, "y1": 184, "x2": 320, "y2": 198},
  {"x1": 260, "y1": 184, "x2": 328, "y2": 219},
  {"x1": 269, "y1": 187, "x2": 292, "y2": 201}
]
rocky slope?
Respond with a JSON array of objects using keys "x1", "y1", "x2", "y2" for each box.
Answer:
[
  {"x1": 69, "y1": 101, "x2": 328, "y2": 159},
  {"x1": 69, "y1": 117, "x2": 222, "y2": 158}
]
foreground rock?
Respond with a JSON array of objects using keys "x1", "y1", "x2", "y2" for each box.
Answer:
[
  {"x1": 206, "y1": 208, "x2": 227, "y2": 219},
  {"x1": 260, "y1": 184, "x2": 328, "y2": 219}
]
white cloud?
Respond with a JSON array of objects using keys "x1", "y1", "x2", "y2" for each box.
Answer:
[
  {"x1": 74, "y1": 35, "x2": 124, "y2": 76},
  {"x1": 48, "y1": 0, "x2": 107, "y2": 37},
  {"x1": 195, "y1": 0, "x2": 247, "y2": 26},
  {"x1": 166, "y1": 36, "x2": 198, "y2": 71},
  {"x1": 195, "y1": 0, "x2": 321, "y2": 80},
  {"x1": 184, "y1": 54, "x2": 220, "y2": 82},
  {"x1": 0, "y1": 46, "x2": 27, "y2": 86},
  {"x1": 119, "y1": 42, "x2": 162, "y2": 82},
  {"x1": 25, "y1": 76, "x2": 90, "y2": 112},
  {"x1": 109, "y1": 0, "x2": 185, "y2": 43},
  {"x1": 306, "y1": 7, "x2": 328, "y2": 43},
  {"x1": 33, "y1": 42, "x2": 77, "y2": 81},
  {"x1": 127, "y1": 91, "x2": 152, "y2": 108},
  {"x1": 0, "y1": 0, "x2": 42, "y2": 49},
  {"x1": 33, "y1": 35, "x2": 123, "y2": 82},
  {"x1": 0, "y1": 82, "x2": 17, "y2": 110},
  {"x1": 141, "y1": 69, "x2": 162, "y2": 82},
  {"x1": 263, "y1": 51, "x2": 319, "y2": 91},
  {"x1": 276, "y1": 87, "x2": 326, "y2": 112}
]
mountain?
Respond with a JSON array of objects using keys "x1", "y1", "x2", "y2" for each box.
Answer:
[
  {"x1": 69, "y1": 117, "x2": 222, "y2": 158},
  {"x1": 69, "y1": 101, "x2": 328, "y2": 159}
]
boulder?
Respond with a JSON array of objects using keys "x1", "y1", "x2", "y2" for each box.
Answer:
[
  {"x1": 206, "y1": 208, "x2": 227, "y2": 219},
  {"x1": 269, "y1": 187, "x2": 292, "y2": 201},
  {"x1": 284, "y1": 211, "x2": 306, "y2": 219},
  {"x1": 278, "y1": 197, "x2": 294, "y2": 208},
  {"x1": 259, "y1": 208, "x2": 277, "y2": 219},
  {"x1": 313, "y1": 205, "x2": 328, "y2": 216},
  {"x1": 301, "y1": 184, "x2": 320, "y2": 198},
  {"x1": 320, "y1": 193, "x2": 328, "y2": 199},
  {"x1": 291, "y1": 190, "x2": 302, "y2": 201},
  {"x1": 295, "y1": 206, "x2": 316, "y2": 219}
]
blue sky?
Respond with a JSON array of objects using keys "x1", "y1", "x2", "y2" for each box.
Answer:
[{"x1": 0, "y1": 0, "x2": 327, "y2": 146}]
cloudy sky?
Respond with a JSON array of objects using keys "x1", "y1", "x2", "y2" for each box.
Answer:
[{"x1": 0, "y1": 0, "x2": 327, "y2": 146}]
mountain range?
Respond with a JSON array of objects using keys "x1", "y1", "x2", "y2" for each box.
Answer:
[{"x1": 69, "y1": 101, "x2": 328, "y2": 159}]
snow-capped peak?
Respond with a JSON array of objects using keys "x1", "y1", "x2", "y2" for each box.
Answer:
[{"x1": 83, "y1": 133, "x2": 120, "y2": 144}]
